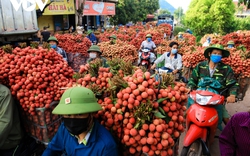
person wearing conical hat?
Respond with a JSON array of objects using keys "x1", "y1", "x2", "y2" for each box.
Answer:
[
  {"x1": 108, "y1": 34, "x2": 117, "y2": 45},
  {"x1": 139, "y1": 34, "x2": 157, "y2": 53},
  {"x1": 47, "y1": 36, "x2": 68, "y2": 62},
  {"x1": 177, "y1": 32, "x2": 184, "y2": 40},
  {"x1": 86, "y1": 45, "x2": 108, "y2": 67},
  {"x1": 227, "y1": 40, "x2": 235, "y2": 48},
  {"x1": 86, "y1": 30, "x2": 97, "y2": 45},
  {"x1": 42, "y1": 87, "x2": 118, "y2": 155},
  {"x1": 187, "y1": 44, "x2": 239, "y2": 155}
]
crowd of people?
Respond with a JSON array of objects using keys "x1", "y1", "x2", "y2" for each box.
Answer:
[{"x1": 1, "y1": 24, "x2": 249, "y2": 156}]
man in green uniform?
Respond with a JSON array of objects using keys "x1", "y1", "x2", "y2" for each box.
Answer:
[
  {"x1": 87, "y1": 45, "x2": 108, "y2": 67},
  {"x1": 0, "y1": 84, "x2": 24, "y2": 155},
  {"x1": 186, "y1": 44, "x2": 239, "y2": 156},
  {"x1": 188, "y1": 44, "x2": 239, "y2": 125}
]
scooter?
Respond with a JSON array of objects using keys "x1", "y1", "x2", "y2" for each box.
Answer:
[
  {"x1": 155, "y1": 66, "x2": 188, "y2": 83},
  {"x1": 138, "y1": 48, "x2": 154, "y2": 70},
  {"x1": 180, "y1": 90, "x2": 225, "y2": 156}
]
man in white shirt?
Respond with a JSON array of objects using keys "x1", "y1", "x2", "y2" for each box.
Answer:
[
  {"x1": 140, "y1": 34, "x2": 157, "y2": 52},
  {"x1": 151, "y1": 41, "x2": 182, "y2": 74}
]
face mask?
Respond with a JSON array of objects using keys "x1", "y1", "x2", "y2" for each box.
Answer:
[
  {"x1": 89, "y1": 53, "x2": 97, "y2": 58},
  {"x1": 210, "y1": 54, "x2": 222, "y2": 63},
  {"x1": 178, "y1": 35, "x2": 183, "y2": 39},
  {"x1": 228, "y1": 44, "x2": 234, "y2": 48},
  {"x1": 171, "y1": 49, "x2": 178, "y2": 54},
  {"x1": 147, "y1": 38, "x2": 152, "y2": 42},
  {"x1": 50, "y1": 44, "x2": 57, "y2": 49},
  {"x1": 63, "y1": 117, "x2": 90, "y2": 135}
]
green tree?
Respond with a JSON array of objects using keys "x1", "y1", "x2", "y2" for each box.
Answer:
[
  {"x1": 209, "y1": 0, "x2": 235, "y2": 34},
  {"x1": 158, "y1": 9, "x2": 171, "y2": 15},
  {"x1": 235, "y1": 16, "x2": 250, "y2": 30},
  {"x1": 184, "y1": 0, "x2": 235, "y2": 37},
  {"x1": 174, "y1": 7, "x2": 184, "y2": 21},
  {"x1": 238, "y1": 0, "x2": 250, "y2": 9},
  {"x1": 111, "y1": 0, "x2": 159, "y2": 25}
]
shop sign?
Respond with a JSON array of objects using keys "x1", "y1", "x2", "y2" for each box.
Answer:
[
  {"x1": 40, "y1": 0, "x2": 75, "y2": 15},
  {"x1": 83, "y1": 1, "x2": 115, "y2": 15}
]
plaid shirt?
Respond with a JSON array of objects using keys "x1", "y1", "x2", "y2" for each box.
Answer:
[{"x1": 188, "y1": 61, "x2": 239, "y2": 96}]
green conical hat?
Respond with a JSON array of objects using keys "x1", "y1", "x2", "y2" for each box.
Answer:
[
  {"x1": 204, "y1": 44, "x2": 230, "y2": 58},
  {"x1": 109, "y1": 34, "x2": 117, "y2": 39},
  {"x1": 87, "y1": 45, "x2": 101, "y2": 54},
  {"x1": 227, "y1": 40, "x2": 235, "y2": 45},
  {"x1": 87, "y1": 30, "x2": 93, "y2": 35},
  {"x1": 47, "y1": 36, "x2": 58, "y2": 44},
  {"x1": 52, "y1": 87, "x2": 102, "y2": 115}
]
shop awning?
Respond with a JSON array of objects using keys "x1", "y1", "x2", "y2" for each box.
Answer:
[{"x1": 83, "y1": 1, "x2": 116, "y2": 15}]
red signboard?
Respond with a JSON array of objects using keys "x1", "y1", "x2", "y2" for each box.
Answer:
[{"x1": 83, "y1": 1, "x2": 115, "y2": 15}]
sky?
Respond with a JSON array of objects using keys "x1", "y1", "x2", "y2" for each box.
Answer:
[{"x1": 166, "y1": 0, "x2": 192, "y2": 12}]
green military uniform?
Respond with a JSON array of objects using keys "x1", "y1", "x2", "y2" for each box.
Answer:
[
  {"x1": 0, "y1": 84, "x2": 23, "y2": 150},
  {"x1": 87, "y1": 57, "x2": 109, "y2": 68},
  {"x1": 187, "y1": 44, "x2": 239, "y2": 130},
  {"x1": 87, "y1": 45, "x2": 109, "y2": 67},
  {"x1": 188, "y1": 61, "x2": 238, "y2": 96}
]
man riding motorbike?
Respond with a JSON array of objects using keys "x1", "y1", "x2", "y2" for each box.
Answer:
[
  {"x1": 186, "y1": 44, "x2": 239, "y2": 155},
  {"x1": 151, "y1": 41, "x2": 182, "y2": 76},
  {"x1": 139, "y1": 34, "x2": 156, "y2": 54}
]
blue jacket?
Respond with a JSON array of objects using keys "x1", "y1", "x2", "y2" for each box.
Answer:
[
  {"x1": 42, "y1": 120, "x2": 118, "y2": 156},
  {"x1": 87, "y1": 33, "x2": 97, "y2": 43}
]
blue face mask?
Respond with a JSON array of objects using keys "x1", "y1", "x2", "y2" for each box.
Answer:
[
  {"x1": 210, "y1": 54, "x2": 222, "y2": 63},
  {"x1": 171, "y1": 49, "x2": 178, "y2": 54},
  {"x1": 147, "y1": 38, "x2": 152, "y2": 42},
  {"x1": 228, "y1": 44, "x2": 234, "y2": 48},
  {"x1": 178, "y1": 35, "x2": 183, "y2": 38},
  {"x1": 50, "y1": 44, "x2": 57, "y2": 49}
]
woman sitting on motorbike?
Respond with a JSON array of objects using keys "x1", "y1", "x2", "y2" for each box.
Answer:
[
  {"x1": 187, "y1": 44, "x2": 239, "y2": 125},
  {"x1": 151, "y1": 41, "x2": 182, "y2": 75}
]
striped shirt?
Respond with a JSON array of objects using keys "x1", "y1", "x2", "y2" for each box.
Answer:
[
  {"x1": 188, "y1": 61, "x2": 239, "y2": 96},
  {"x1": 219, "y1": 112, "x2": 250, "y2": 156}
]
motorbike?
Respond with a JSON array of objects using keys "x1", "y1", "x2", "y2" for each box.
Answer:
[
  {"x1": 138, "y1": 48, "x2": 155, "y2": 70},
  {"x1": 180, "y1": 89, "x2": 225, "y2": 156},
  {"x1": 154, "y1": 66, "x2": 188, "y2": 83}
]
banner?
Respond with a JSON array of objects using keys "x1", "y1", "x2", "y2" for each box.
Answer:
[
  {"x1": 83, "y1": 1, "x2": 115, "y2": 15},
  {"x1": 39, "y1": 0, "x2": 75, "y2": 15}
]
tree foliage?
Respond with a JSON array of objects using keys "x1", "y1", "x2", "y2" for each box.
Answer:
[
  {"x1": 111, "y1": 0, "x2": 159, "y2": 25},
  {"x1": 238, "y1": 0, "x2": 250, "y2": 9},
  {"x1": 158, "y1": 9, "x2": 171, "y2": 15},
  {"x1": 235, "y1": 17, "x2": 250, "y2": 30},
  {"x1": 184, "y1": 0, "x2": 235, "y2": 37},
  {"x1": 173, "y1": 7, "x2": 184, "y2": 20}
]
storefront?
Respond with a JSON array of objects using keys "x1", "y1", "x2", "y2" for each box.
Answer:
[
  {"x1": 81, "y1": 1, "x2": 116, "y2": 31},
  {"x1": 37, "y1": 0, "x2": 76, "y2": 33}
]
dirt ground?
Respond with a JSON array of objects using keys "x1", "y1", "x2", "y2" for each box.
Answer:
[{"x1": 178, "y1": 86, "x2": 250, "y2": 155}]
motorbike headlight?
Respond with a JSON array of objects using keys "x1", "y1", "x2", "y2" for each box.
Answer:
[{"x1": 196, "y1": 94, "x2": 212, "y2": 105}]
